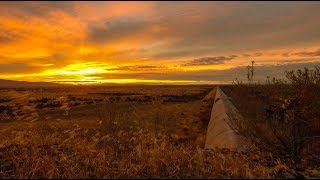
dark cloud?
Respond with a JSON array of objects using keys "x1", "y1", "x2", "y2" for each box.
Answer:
[
  {"x1": 182, "y1": 56, "x2": 235, "y2": 66},
  {"x1": 242, "y1": 53, "x2": 263, "y2": 57},
  {"x1": 0, "y1": 26, "x2": 24, "y2": 44},
  {"x1": 152, "y1": 1, "x2": 320, "y2": 54},
  {"x1": 293, "y1": 49, "x2": 320, "y2": 57},
  {"x1": 2, "y1": 1, "x2": 320, "y2": 61},
  {"x1": 0, "y1": 62, "x2": 44, "y2": 74},
  {"x1": 87, "y1": 16, "x2": 148, "y2": 44},
  {"x1": 0, "y1": 53, "x2": 68, "y2": 69},
  {"x1": 0, "y1": 35, "x2": 12, "y2": 43},
  {"x1": 282, "y1": 53, "x2": 290, "y2": 57},
  {"x1": 277, "y1": 58, "x2": 319, "y2": 64},
  {"x1": 0, "y1": 1, "x2": 76, "y2": 18},
  {"x1": 145, "y1": 46, "x2": 216, "y2": 60},
  {"x1": 107, "y1": 65, "x2": 167, "y2": 71},
  {"x1": 135, "y1": 66, "x2": 166, "y2": 69},
  {"x1": 52, "y1": 80, "x2": 96, "y2": 83}
]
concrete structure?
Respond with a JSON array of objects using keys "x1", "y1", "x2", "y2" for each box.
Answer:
[
  {"x1": 203, "y1": 88, "x2": 216, "y2": 102},
  {"x1": 204, "y1": 86, "x2": 247, "y2": 151}
]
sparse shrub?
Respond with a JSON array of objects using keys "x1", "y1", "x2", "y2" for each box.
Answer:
[
  {"x1": 0, "y1": 121, "x2": 278, "y2": 179},
  {"x1": 0, "y1": 105, "x2": 7, "y2": 113},
  {"x1": 35, "y1": 101, "x2": 62, "y2": 109},
  {"x1": 94, "y1": 101, "x2": 138, "y2": 135},
  {"x1": 227, "y1": 66, "x2": 320, "y2": 165},
  {"x1": 0, "y1": 98, "x2": 12, "y2": 103},
  {"x1": 285, "y1": 66, "x2": 320, "y2": 86}
]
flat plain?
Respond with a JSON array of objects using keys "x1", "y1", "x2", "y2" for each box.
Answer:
[{"x1": 0, "y1": 84, "x2": 319, "y2": 179}]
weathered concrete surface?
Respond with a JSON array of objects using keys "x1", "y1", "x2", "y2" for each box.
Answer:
[
  {"x1": 203, "y1": 88, "x2": 216, "y2": 101},
  {"x1": 205, "y1": 86, "x2": 247, "y2": 151}
]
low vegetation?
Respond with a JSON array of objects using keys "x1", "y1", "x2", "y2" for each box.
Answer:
[
  {"x1": 226, "y1": 66, "x2": 320, "y2": 170},
  {"x1": 0, "y1": 105, "x2": 284, "y2": 179},
  {"x1": 0, "y1": 68, "x2": 319, "y2": 178}
]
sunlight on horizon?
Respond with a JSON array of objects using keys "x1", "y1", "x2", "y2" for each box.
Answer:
[{"x1": 0, "y1": 1, "x2": 320, "y2": 84}]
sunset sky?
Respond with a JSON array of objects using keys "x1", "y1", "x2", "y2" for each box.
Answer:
[{"x1": 0, "y1": 1, "x2": 320, "y2": 84}]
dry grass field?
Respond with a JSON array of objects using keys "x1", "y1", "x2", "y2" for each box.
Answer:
[
  {"x1": 0, "y1": 86, "x2": 214, "y2": 144},
  {"x1": 0, "y1": 79, "x2": 319, "y2": 178},
  {"x1": 223, "y1": 84, "x2": 320, "y2": 164},
  {"x1": 220, "y1": 66, "x2": 320, "y2": 178},
  {"x1": 0, "y1": 85, "x2": 220, "y2": 178}
]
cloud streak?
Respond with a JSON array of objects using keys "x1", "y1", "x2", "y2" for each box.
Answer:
[
  {"x1": 87, "y1": 16, "x2": 149, "y2": 44},
  {"x1": 107, "y1": 65, "x2": 167, "y2": 71},
  {"x1": 0, "y1": 1, "x2": 320, "y2": 83},
  {"x1": 182, "y1": 56, "x2": 236, "y2": 66},
  {"x1": 293, "y1": 49, "x2": 320, "y2": 57}
]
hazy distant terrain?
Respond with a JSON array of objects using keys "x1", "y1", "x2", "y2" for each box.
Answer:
[{"x1": 0, "y1": 79, "x2": 59, "y2": 87}]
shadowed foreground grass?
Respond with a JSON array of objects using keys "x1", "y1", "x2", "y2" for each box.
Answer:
[{"x1": 0, "y1": 121, "x2": 287, "y2": 179}]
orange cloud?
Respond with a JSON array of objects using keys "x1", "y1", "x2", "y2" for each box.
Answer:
[{"x1": 0, "y1": 1, "x2": 320, "y2": 84}]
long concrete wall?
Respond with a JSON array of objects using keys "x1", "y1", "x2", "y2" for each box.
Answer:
[{"x1": 204, "y1": 86, "x2": 247, "y2": 151}]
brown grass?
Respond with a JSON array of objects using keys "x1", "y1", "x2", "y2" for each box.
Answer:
[
  {"x1": 0, "y1": 121, "x2": 281, "y2": 179},
  {"x1": 1, "y1": 82, "x2": 318, "y2": 178},
  {"x1": 223, "y1": 66, "x2": 320, "y2": 168},
  {"x1": 0, "y1": 98, "x2": 284, "y2": 179}
]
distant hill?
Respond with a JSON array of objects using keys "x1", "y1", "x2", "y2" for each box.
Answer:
[{"x1": 0, "y1": 79, "x2": 60, "y2": 87}]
